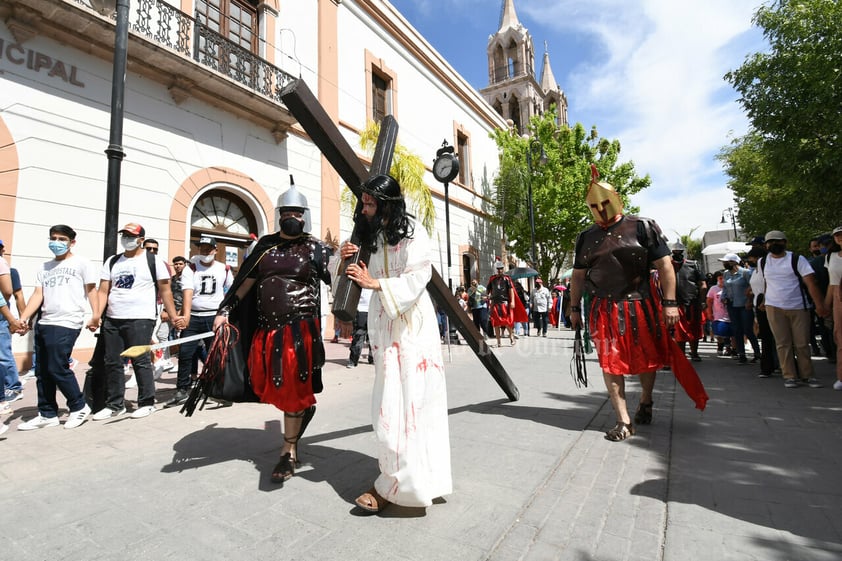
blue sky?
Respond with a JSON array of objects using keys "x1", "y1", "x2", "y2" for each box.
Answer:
[{"x1": 388, "y1": 0, "x2": 768, "y2": 242}]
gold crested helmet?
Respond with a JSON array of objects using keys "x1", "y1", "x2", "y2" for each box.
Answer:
[{"x1": 585, "y1": 164, "x2": 624, "y2": 226}]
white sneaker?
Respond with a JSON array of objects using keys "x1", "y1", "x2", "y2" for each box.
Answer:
[
  {"x1": 153, "y1": 363, "x2": 165, "y2": 381},
  {"x1": 125, "y1": 373, "x2": 137, "y2": 388},
  {"x1": 91, "y1": 407, "x2": 126, "y2": 421},
  {"x1": 123, "y1": 363, "x2": 133, "y2": 376},
  {"x1": 0, "y1": 402, "x2": 11, "y2": 416},
  {"x1": 159, "y1": 359, "x2": 175, "y2": 371},
  {"x1": 21, "y1": 368, "x2": 36, "y2": 381},
  {"x1": 833, "y1": 380, "x2": 842, "y2": 391},
  {"x1": 64, "y1": 404, "x2": 91, "y2": 429},
  {"x1": 0, "y1": 423, "x2": 8, "y2": 436},
  {"x1": 130, "y1": 405, "x2": 156, "y2": 419},
  {"x1": 17, "y1": 415, "x2": 60, "y2": 431}
]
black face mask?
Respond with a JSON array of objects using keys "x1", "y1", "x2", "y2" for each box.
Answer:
[
  {"x1": 280, "y1": 217, "x2": 304, "y2": 237},
  {"x1": 672, "y1": 252, "x2": 685, "y2": 261},
  {"x1": 768, "y1": 242, "x2": 786, "y2": 255}
]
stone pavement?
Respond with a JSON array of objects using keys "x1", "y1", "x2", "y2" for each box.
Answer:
[{"x1": 1, "y1": 328, "x2": 840, "y2": 561}]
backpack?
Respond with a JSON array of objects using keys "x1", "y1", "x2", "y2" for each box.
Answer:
[
  {"x1": 108, "y1": 250, "x2": 160, "y2": 315},
  {"x1": 759, "y1": 252, "x2": 811, "y2": 309}
]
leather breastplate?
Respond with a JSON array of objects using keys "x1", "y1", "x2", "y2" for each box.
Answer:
[
  {"x1": 256, "y1": 241, "x2": 320, "y2": 329},
  {"x1": 489, "y1": 275, "x2": 511, "y2": 303},
  {"x1": 674, "y1": 260, "x2": 700, "y2": 302},
  {"x1": 578, "y1": 217, "x2": 650, "y2": 300}
]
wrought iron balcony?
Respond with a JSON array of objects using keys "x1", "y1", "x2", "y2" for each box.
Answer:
[
  {"x1": 75, "y1": 0, "x2": 295, "y2": 102},
  {"x1": 10, "y1": 0, "x2": 297, "y2": 135}
]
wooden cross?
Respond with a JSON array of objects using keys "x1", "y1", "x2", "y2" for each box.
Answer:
[{"x1": 281, "y1": 79, "x2": 519, "y2": 401}]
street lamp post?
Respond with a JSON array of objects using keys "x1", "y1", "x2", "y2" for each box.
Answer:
[
  {"x1": 524, "y1": 138, "x2": 547, "y2": 268},
  {"x1": 721, "y1": 207, "x2": 738, "y2": 240},
  {"x1": 103, "y1": 0, "x2": 131, "y2": 259}
]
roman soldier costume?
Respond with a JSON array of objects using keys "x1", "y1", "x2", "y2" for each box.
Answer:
[{"x1": 573, "y1": 166, "x2": 707, "y2": 411}]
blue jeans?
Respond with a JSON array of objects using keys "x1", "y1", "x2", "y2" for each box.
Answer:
[
  {"x1": 101, "y1": 317, "x2": 156, "y2": 409},
  {"x1": 35, "y1": 324, "x2": 85, "y2": 417},
  {"x1": 176, "y1": 315, "x2": 216, "y2": 391},
  {"x1": 727, "y1": 304, "x2": 761, "y2": 358},
  {"x1": 0, "y1": 318, "x2": 21, "y2": 397}
]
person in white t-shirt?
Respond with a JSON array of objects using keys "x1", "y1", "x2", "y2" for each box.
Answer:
[
  {"x1": 752, "y1": 230, "x2": 828, "y2": 389},
  {"x1": 165, "y1": 235, "x2": 232, "y2": 408},
  {"x1": 16, "y1": 225, "x2": 100, "y2": 430},
  {"x1": 92, "y1": 222, "x2": 184, "y2": 421}
]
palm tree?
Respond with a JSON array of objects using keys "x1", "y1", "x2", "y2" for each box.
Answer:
[{"x1": 340, "y1": 121, "x2": 436, "y2": 234}]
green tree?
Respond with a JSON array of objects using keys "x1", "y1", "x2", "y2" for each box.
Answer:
[
  {"x1": 722, "y1": 0, "x2": 842, "y2": 246},
  {"x1": 492, "y1": 109, "x2": 650, "y2": 281}
]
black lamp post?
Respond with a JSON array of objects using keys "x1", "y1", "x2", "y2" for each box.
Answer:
[
  {"x1": 103, "y1": 0, "x2": 131, "y2": 259},
  {"x1": 524, "y1": 138, "x2": 547, "y2": 268},
  {"x1": 432, "y1": 140, "x2": 460, "y2": 290},
  {"x1": 721, "y1": 207, "x2": 738, "y2": 240}
]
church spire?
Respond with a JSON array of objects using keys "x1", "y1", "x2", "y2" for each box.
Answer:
[
  {"x1": 540, "y1": 42, "x2": 558, "y2": 92},
  {"x1": 498, "y1": 0, "x2": 520, "y2": 32}
]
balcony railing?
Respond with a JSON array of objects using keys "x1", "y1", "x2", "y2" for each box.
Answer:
[{"x1": 74, "y1": 0, "x2": 295, "y2": 104}]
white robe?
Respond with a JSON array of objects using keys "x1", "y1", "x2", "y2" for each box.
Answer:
[{"x1": 366, "y1": 223, "x2": 452, "y2": 507}]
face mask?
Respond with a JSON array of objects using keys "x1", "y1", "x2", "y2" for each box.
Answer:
[
  {"x1": 672, "y1": 252, "x2": 684, "y2": 261},
  {"x1": 48, "y1": 240, "x2": 70, "y2": 256},
  {"x1": 280, "y1": 217, "x2": 304, "y2": 237},
  {"x1": 768, "y1": 243, "x2": 786, "y2": 255},
  {"x1": 199, "y1": 254, "x2": 215, "y2": 264},
  {"x1": 121, "y1": 237, "x2": 139, "y2": 251},
  {"x1": 820, "y1": 247, "x2": 829, "y2": 255}
]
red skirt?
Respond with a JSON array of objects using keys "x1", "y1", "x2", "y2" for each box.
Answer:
[
  {"x1": 490, "y1": 302, "x2": 514, "y2": 327},
  {"x1": 247, "y1": 321, "x2": 318, "y2": 412},
  {"x1": 589, "y1": 297, "x2": 669, "y2": 375},
  {"x1": 673, "y1": 303, "x2": 704, "y2": 342},
  {"x1": 589, "y1": 296, "x2": 709, "y2": 411}
]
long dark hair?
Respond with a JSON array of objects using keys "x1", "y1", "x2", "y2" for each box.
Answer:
[{"x1": 355, "y1": 175, "x2": 415, "y2": 253}]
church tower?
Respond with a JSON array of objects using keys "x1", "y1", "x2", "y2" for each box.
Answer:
[{"x1": 480, "y1": 0, "x2": 568, "y2": 134}]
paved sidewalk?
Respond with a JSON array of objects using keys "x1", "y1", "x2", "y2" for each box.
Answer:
[{"x1": 1, "y1": 329, "x2": 840, "y2": 560}]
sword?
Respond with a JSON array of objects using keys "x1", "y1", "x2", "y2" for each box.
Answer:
[{"x1": 121, "y1": 331, "x2": 215, "y2": 358}]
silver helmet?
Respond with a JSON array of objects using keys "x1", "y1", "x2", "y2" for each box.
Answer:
[
  {"x1": 276, "y1": 175, "x2": 312, "y2": 233},
  {"x1": 670, "y1": 241, "x2": 686, "y2": 252}
]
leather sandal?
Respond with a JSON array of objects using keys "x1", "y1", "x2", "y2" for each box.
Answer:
[
  {"x1": 605, "y1": 421, "x2": 635, "y2": 442},
  {"x1": 634, "y1": 401, "x2": 654, "y2": 425},
  {"x1": 270, "y1": 452, "x2": 295, "y2": 483},
  {"x1": 354, "y1": 487, "x2": 389, "y2": 513}
]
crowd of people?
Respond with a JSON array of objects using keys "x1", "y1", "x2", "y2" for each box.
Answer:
[
  {"x1": 704, "y1": 229, "x2": 840, "y2": 389},
  {"x1": 1, "y1": 170, "x2": 840, "y2": 515}
]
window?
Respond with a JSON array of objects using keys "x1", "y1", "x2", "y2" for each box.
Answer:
[
  {"x1": 191, "y1": 189, "x2": 258, "y2": 274},
  {"x1": 456, "y1": 128, "x2": 471, "y2": 186},
  {"x1": 366, "y1": 51, "x2": 398, "y2": 123},
  {"x1": 372, "y1": 72, "x2": 390, "y2": 123},
  {"x1": 195, "y1": 0, "x2": 258, "y2": 84}
]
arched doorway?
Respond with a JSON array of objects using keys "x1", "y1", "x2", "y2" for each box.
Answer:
[{"x1": 190, "y1": 189, "x2": 258, "y2": 272}]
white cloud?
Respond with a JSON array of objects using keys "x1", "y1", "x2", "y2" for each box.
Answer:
[{"x1": 516, "y1": 0, "x2": 766, "y2": 239}]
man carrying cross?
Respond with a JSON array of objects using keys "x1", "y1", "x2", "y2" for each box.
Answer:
[{"x1": 340, "y1": 174, "x2": 452, "y2": 514}]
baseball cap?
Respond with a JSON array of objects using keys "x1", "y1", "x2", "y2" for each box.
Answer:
[
  {"x1": 494, "y1": 260, "x2": 504, "y2": 269},
  {"x1": 197, "y1": 235, "x2": 217, "y2": 247},
  {"x1": 764, "y1": 230, "x2": 787, "y2": 242},
  {"x1": 832, "y1": 226, "x2": 842, "y2": 236},
  {"x1": 718, "y1": 253, "x2": 740, "y2": 263},
  {"x1": 749, "y1": 236, "x2": 765, "y2": 245},
  {"x1": 119, "y1": 223, "x2": 145, "y2": 237}
]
